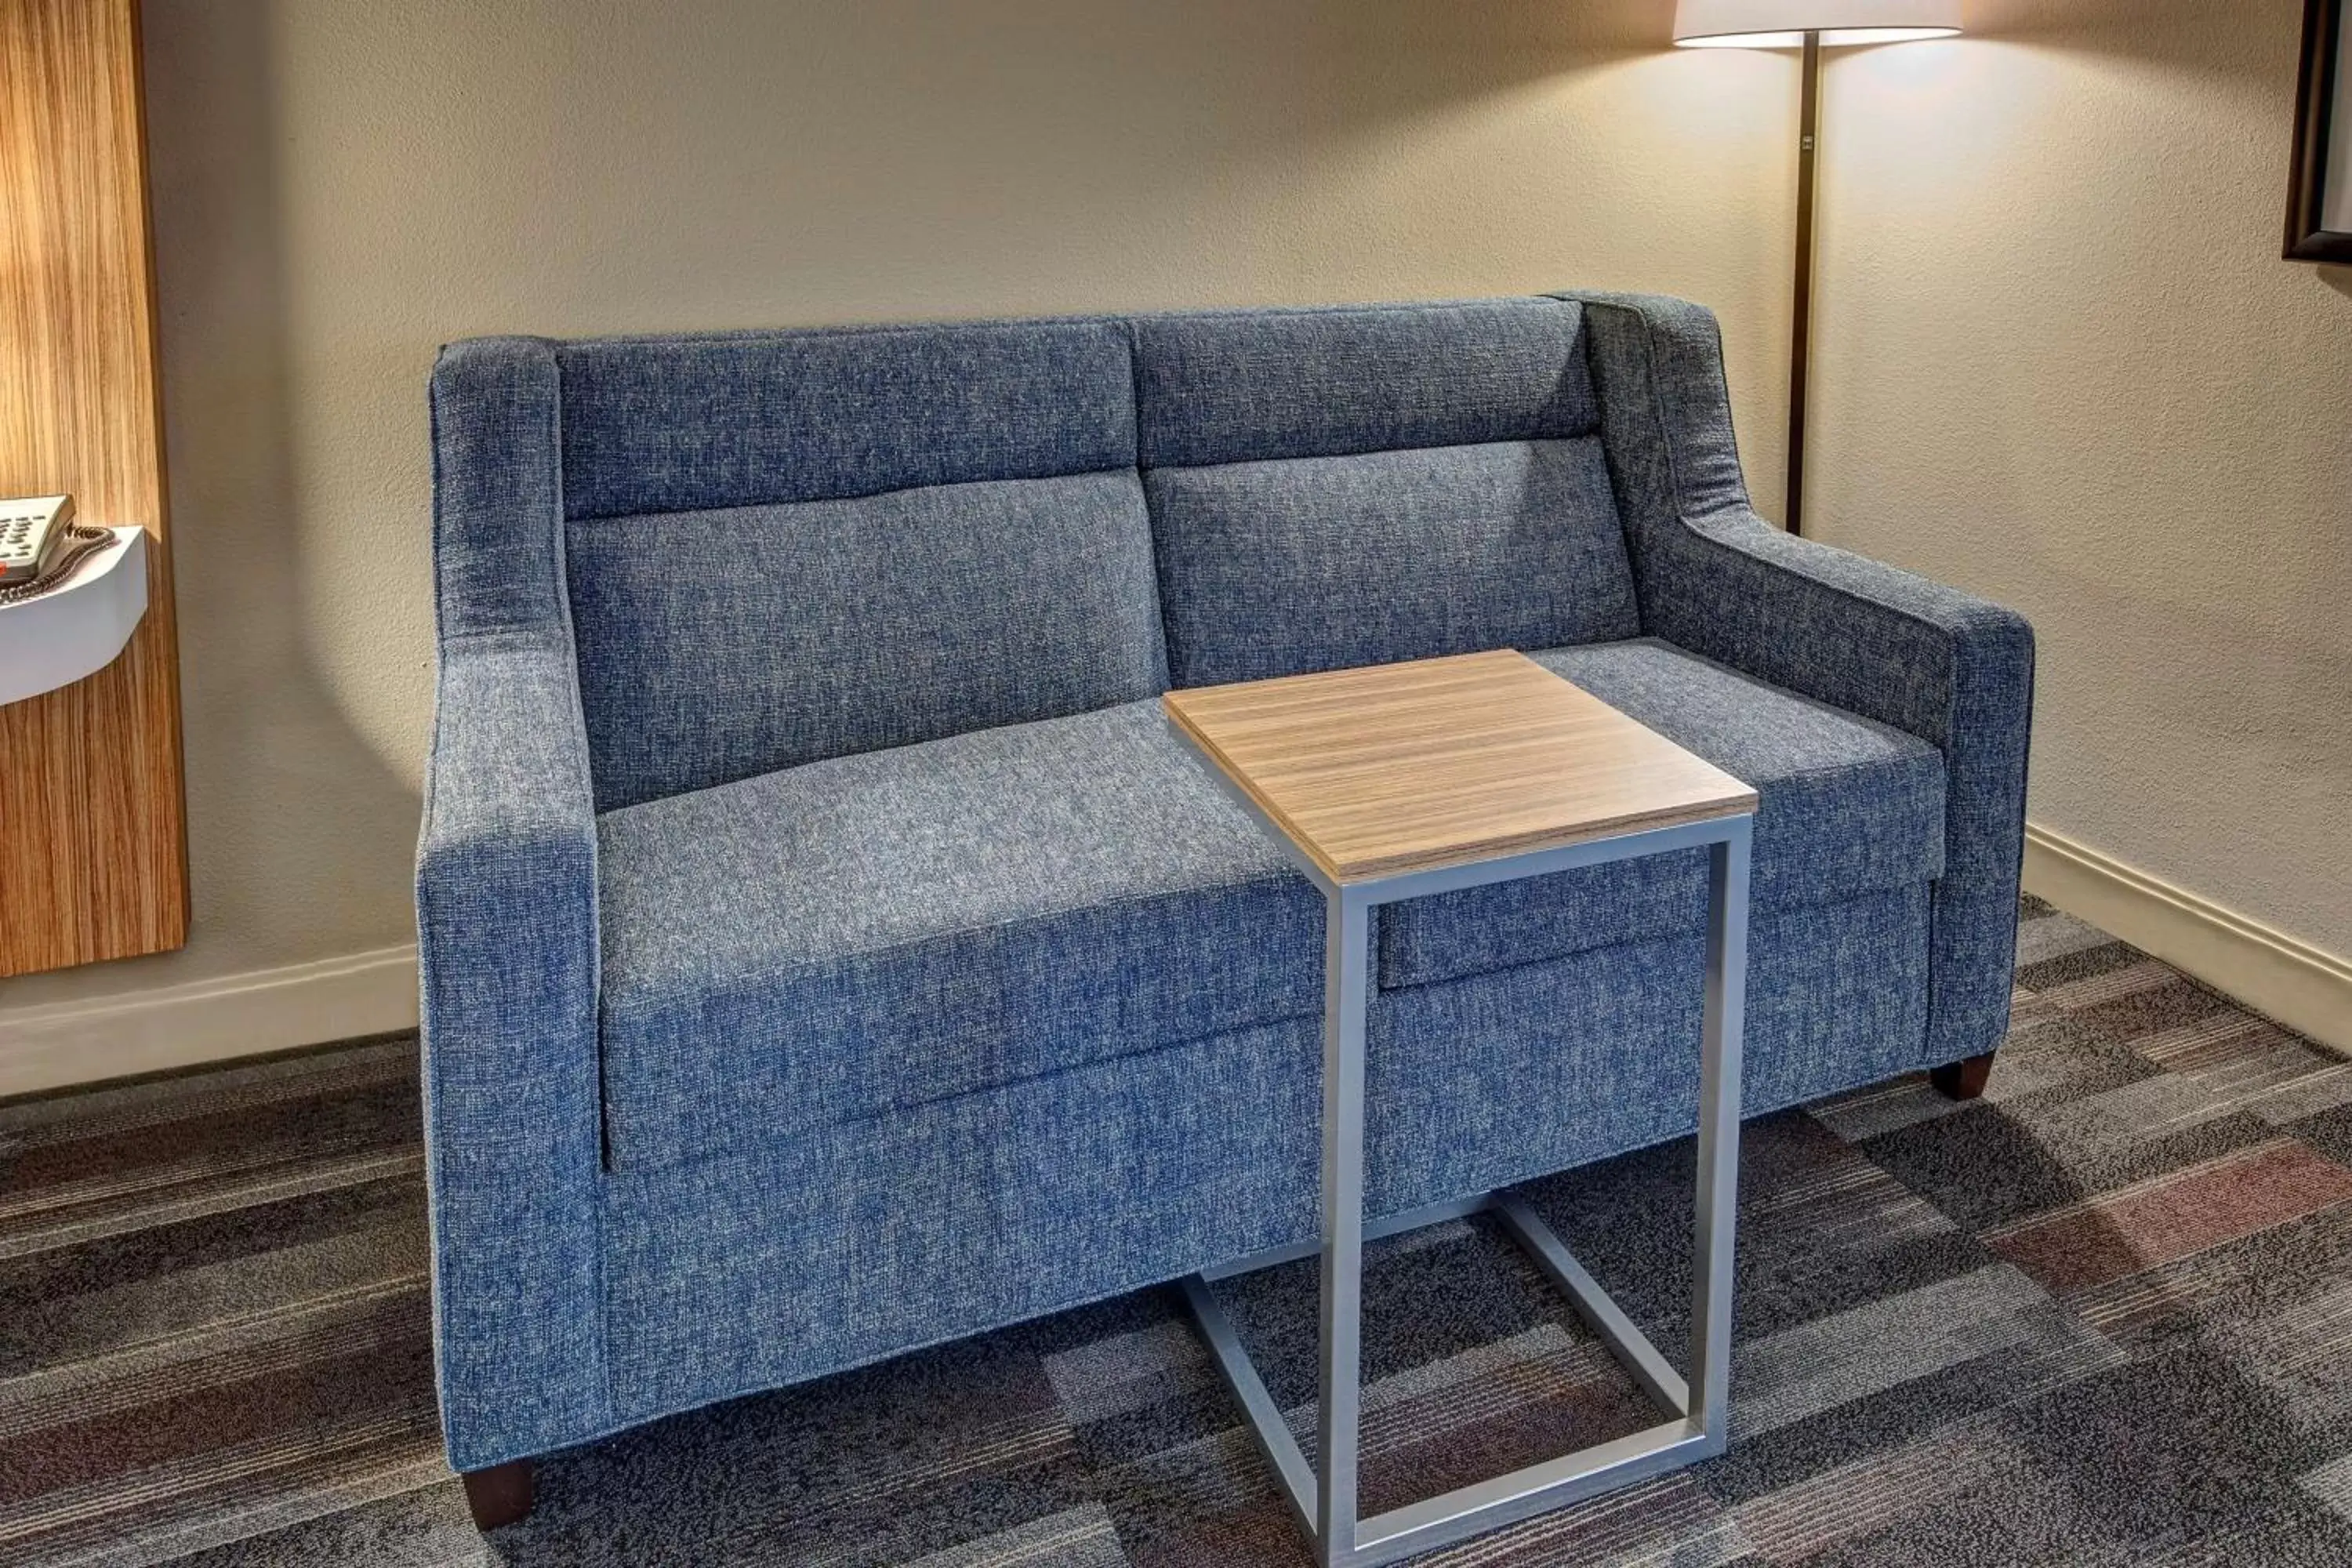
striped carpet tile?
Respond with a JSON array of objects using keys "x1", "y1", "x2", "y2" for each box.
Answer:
[{"x1": 3, "y1": 900, "x2": 2350, "y2": 1565}]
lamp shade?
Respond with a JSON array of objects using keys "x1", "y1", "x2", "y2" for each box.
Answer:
[{"x1": 1672, "y1": 0, "x2": 1961, "y2": 48}]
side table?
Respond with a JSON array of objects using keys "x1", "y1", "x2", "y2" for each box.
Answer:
[{"x1": 1163, "y1": 648, "x2": 1758, "y2": 1568}]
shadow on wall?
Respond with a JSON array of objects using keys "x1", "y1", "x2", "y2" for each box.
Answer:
[
  {"x1": 129, "y1": 2, "x2": 421, "y2": 985},
  {"x1": 1239, "y1": 0, "x2": 1686, "y2": 119},
  {"x1": 1964, "y1": 0, "x2": 2308, "y2": 81}
]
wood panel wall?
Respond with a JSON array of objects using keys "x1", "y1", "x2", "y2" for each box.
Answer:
[{"x1": 0, "y1": 0, "x2": 187, "y2": 977}]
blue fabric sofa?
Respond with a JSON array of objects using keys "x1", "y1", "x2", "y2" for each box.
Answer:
[{"x1": 418, "y1": 294, "x2": 2033, "y2": 1502}]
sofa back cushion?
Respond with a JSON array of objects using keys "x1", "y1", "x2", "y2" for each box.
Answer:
[
  {"x1": 557, "y1": 320, "x2": 1166, "y2": 811},
  {"x1": 1136, "y1": 299, "x2": 1640, "y2": 687}
]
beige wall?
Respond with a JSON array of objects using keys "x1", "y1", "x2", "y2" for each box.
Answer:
[
  {"x1": 2, "y1": 0, "x2": 2345, "y2": 1032},
  {"x1": 1811, "y1": 0, "x2": 2352, "y2": 957}
]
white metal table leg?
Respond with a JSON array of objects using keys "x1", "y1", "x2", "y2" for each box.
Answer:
[
  {"x1": 1316, "y1": 886, "x2": 1373, "y2": 1566},
  {"x1": 1690, "y1": 821, "x2": 1751, "y2": 1442},
  {"x1": 1178, "y1": 813, "x2": 1755, "y2": 1567}
]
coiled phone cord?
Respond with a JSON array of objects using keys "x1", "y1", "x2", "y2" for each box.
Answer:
[{"x1": 0, "y1": 524, "x2": 118, "y2": 607}]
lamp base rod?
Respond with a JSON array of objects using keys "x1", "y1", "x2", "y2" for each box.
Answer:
[{"x1": 1787, "y1": 30, "x2": 1821, "y2": 539}]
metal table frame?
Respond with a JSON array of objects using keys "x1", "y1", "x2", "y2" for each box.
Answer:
[{"x1": 1174, "y1": 768, "x2": 1754, "y2": 1568}]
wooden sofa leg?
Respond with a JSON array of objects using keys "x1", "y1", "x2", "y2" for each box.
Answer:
[
  {"x1": 1929, "y1": 1051, "x2": 1998, "y2": 1102},
  {"x1": 462, "y1": 1459, "x2": 535, "y2": 1530}
]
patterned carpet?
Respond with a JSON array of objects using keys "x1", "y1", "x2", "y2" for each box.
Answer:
[{"x1": 6, "y1": 897, "x2": 2352, "y2": 1566}]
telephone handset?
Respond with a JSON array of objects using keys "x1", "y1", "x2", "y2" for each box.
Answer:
[
  {"x1": 0, "y1": 495, "x2": 114, "y2": 608},
  {"x1": 0, "y1": 495, "x2": 76, "y2": 585}
]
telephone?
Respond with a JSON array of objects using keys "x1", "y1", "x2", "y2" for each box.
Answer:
[
  {"x1": 0, "y1": 495, "x2": 77, "y2": 586},
  {"x1": 0, "y1": 495, "x2": 116, "y2": 609}
]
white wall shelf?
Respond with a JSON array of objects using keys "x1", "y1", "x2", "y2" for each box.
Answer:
[{"x1": 0, "y1": 526, "x2": 150, "y2": 707}]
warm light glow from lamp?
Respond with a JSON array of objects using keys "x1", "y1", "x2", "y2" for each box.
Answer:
[
  {"x1": 1672, "y1": 0, "x2": 1960, "y2": 49},
  {"x1": 1671, "y1": 1, "x2": 1963, "y2": 536}
]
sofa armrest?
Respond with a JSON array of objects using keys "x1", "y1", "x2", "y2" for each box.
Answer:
[
  {"x1": 418, "y1": 334, "x2": 617, "y2": 1468},
  {"x1": 1557, "y1": 290, "x2": 2035, "y2": 1065},
  {"x1": 416, "y1": 634, "x2": 610, "y2": 1469},
  {"x1": 1638, "y1": 506, "x2": 2033, "y2": 764}
]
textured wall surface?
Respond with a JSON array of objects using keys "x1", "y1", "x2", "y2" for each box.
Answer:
[
  {"x1": 2, "y1": 0, "x2": 2343, "y2": 1024},
  {"x1": 1808, "y1": 0, "x2": 2352, "y2": 955}
]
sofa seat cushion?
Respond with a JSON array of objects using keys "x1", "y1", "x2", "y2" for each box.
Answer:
[
  {"x1": 1378, "y1": 638, "x2": 1946, "y2": 989},
  {"x1": 594, "y1": 702, "x2": 1323, "y2": 1171}
]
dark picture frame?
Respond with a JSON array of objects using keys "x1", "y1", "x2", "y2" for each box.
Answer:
[{"x1": 2287, "y1": 0, "x2": 2352, "y2": 261}]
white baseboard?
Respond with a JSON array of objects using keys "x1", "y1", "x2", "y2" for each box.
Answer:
[
  {"x1": 0, "y1": 944, "x2": 419, "y2": 1100},
  {"x1": 2024, "y1": 822, "x2": 2352, "y2": 1058}
]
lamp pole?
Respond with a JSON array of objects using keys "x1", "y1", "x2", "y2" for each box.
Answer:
[
  {"x1": 1672, "y1": 3, "x2": 1962, "y2": 533},
  {"x1": 1786, "y1": 30, "x2": 1822, "y2": 539}
]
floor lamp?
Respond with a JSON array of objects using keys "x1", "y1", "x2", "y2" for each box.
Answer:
[{"x1": 1673, "y1": 1, "x2": 1962, "y2": 537}]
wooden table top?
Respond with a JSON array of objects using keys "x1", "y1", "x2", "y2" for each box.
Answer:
[{"x1": 1162, "y1": 649, "x2": 1757, "y2": 885}]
